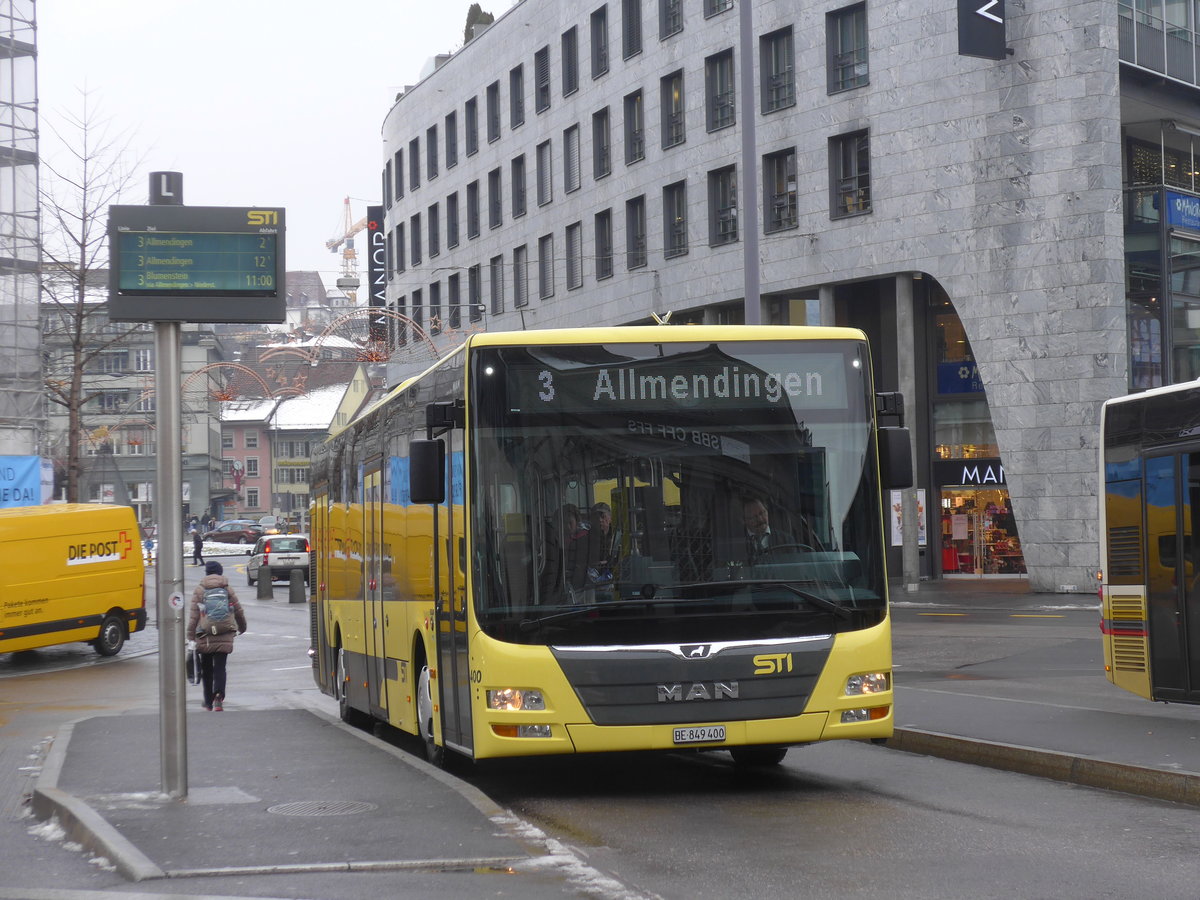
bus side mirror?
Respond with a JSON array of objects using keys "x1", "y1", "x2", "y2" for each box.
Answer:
[
  {"x1": 879, "y1": 427, "x2": 913, "y2": 490},
  {"x1": 410, "y1": 439, "x2": 446, "y2": 504}
]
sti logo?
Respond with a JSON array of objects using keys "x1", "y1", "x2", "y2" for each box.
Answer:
[
  {"x1": 67, "y1": 530, "x2": 133, "y2": 566},
  {"x1": 247, "y1": 210, "x2": 279, "y2": 226}
]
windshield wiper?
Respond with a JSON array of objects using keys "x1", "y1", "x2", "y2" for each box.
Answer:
[
  {"x1": 666, "y1": 580, "x2": 853, "y2": 620},
  {"x1": 517, "y1": 594, "x2": 657, "y2": 632}
]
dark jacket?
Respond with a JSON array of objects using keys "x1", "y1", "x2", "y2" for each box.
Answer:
[{"x1": 188, "y1": 574, "x2": 247, "y2": 654}]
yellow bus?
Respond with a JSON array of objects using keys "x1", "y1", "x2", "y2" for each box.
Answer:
[
  {"x1": 1100, "y1": 381, "x2": 1200, "y2": 704},
  {"x1": 310, "y1": 325, "x2": 912, "y2": 765}
]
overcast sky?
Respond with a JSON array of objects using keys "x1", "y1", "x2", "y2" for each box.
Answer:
[{"x1": 36, "y1": 1, "x2": 501, "y2": 285}]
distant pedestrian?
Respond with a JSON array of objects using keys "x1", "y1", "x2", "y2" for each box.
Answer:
[
  {"x1": 187, "y1": 561, "x2": 247, "y2": 712},
  {"x1": 192, "y1": 529, "x2": 204, "y2": 566}
]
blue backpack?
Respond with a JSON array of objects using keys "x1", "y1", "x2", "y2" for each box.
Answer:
[{"x1": 198, "y1": 586, "x2": 236, "y2": 635}]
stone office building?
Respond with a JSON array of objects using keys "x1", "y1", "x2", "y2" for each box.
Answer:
[{"x1": 376, "y1": 0, "x2": 1200, "y2": 592}]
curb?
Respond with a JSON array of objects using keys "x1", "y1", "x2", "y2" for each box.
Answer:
[
  {"x1": 888, "y1": 727, "x2": 1200, "y2": 807},
  {"x1": 31, "y1": 719, "x2": 165, "y2": 882}
]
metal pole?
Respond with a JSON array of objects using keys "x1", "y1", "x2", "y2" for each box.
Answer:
[
  {"x1": 155, "y1": 321, "x2": 186, "y2": 798},
  {"x1": 739, "y1": 0, "x2": 761, "y2": 324}
]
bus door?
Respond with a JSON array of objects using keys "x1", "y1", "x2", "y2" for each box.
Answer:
[
  {"x1": 436, "y1": 430, "x2": 473, "y2": 755},
  {"x1": 364, "y1": 466, "x2": 388, "y2": 718},
  {"x1": 1145, "y1": 452, "x2": 1200, "y2": 703}
]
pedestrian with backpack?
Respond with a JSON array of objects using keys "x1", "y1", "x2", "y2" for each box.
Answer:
[{"x1": 187, "y1": 560, "x2": 247, "y2": 711}]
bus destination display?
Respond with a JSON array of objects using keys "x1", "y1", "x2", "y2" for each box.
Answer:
[{"x1": 108, "y1": 204, "x2": 286, "y2": 324}]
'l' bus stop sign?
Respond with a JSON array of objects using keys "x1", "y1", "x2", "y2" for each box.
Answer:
[{"x1": 107, "y1": 204, "x2": 286, "y2": 323}]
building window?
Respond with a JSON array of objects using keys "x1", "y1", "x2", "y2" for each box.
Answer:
[
  {"x1": 661, "y1": 70, "x2": 685, "y2": 148},
  {"x1": 706, "y1": 49, "x2": 735, "y2": 131},
  {"x1": 486, "y1": 80, "x2": 501, "y2": 142},
  {"x1": 446, "y1": 192, "x2": 460, "y2": 247},
  {"x1": 626, "y1": 195, "x2": 647, "y2": 269},
  {"x1": 761, "y1": 27, "x2": 795, "y2": 113},
  {"x1": 537, "y1": 140, "x2": 553, "y2": 205},
  {"x1": 664, "y1": 180, "x2": 688, "y2": 258},
  {"x1": 410, "y1": 213, "x2": 422, "y2": 266},
  {"x1": 408, "y1": 137, "x2": 420, "y2": 191},
  {"x1": 535, "y1": 45, "x2": 552, "y2": 112},
  {"x1": 562, "y1": 26, "x2": 579, "y2": 95},
  {"x1": 97, "y1": 350, "x2": 127, "y2": 374},
  {"x1": 514, "y1": 244, "x2": 529, "y2": 307},
  {"x1": 467, "y1": 180, "x2": 481, "y2": 238},
  {"x1": 709, "y1": 166, "x2": 738, "y2": 246},
  {"x1": 395, "y1": 223, "x2": 405, "y2": 271},
  {"x1": 222, "y1": 433, "x2": 234, "y2": 450},
  {"x1": 448, "y1": 271, "x2": 462, "y2": 328},
  {"x1": 828, "y1": 4, "x2": 868, "y2": 93},
  {"x1": 429, "y1": 280, "x2": 442, "y2": 334},
  {"x1": 510, "y1": 65, "x2": 525, "y2": 128},
  {"x1": 564, "y1": 124, "x2": 581, "y2": 193},
  {"x1": 383, "y1": 162, "x2": 392, "y2": 210},
  {"x1": 659, "y1": 0, "x2": 682, "y2": 39},
  {"x1": 591, "y1": 6, "x2": 609, "y2": 78},
  {"x1": 764, "y1": 148, "x2": 798, "y2": 232},
  {"x1": 426, "y1": 124, "x2": 439, "y2": 180},
  {"x1": 595, "y1": 208, "x2": 614, "y2": 280},
  {"x1": 538, "y1": 233, "x2": 555, "y2": 298},
  {"x1": 624, "y1": 90, "x2": 644, "y2": 164},
  {"x1": 134, "y1": 392, "x2": 155, "y2": 413},
  {"x1": 428, "y1": 202, "x2": 440, "y2": 257},
  {"x1": 704, "y1": 0, "x2": 732, "y2": 16},
  {"x1": 512, "y1": 154, "x2": 527, "y2": 218},
  {"x1": 831, "y1": 130, "x2": 871, "y2": 217},
  {"x1": 134, "y1": 348, "x2": 154, "y2": 371},
  {"x1": 412, "y1": 288, "x2": 423, "y2": 330},
  {"x1": 246, "y1": 457, "x2": 260, "y2": 478},
  {"x1": 593, "y1": 107, "x2": 611, "y2": 179},
  {"x1": 246, "y1": 488, "x2": 259, "y2": 508},
  {"x1": 245, "y1": 431, "x2": 258, "y2": 449},
  {"x1": 566, "y1": 221, "x2": 583, "y2": 289},
  {"x1": 469, "y1": 264, "x2": 482, "y2": 321},
  {"x1": 622, "y1": 0, "x2": 642, "y2": 59},
  {"x1": 465, "y1": 96, "x2": 479, "y2": 155},
  {"x1": 445, "y1": 111, "x2": 458, "y2": 168},
  {"x1": 394, "y1": 149, "x2": 404, "y2": 199},
  {"x1": 490, "y1": 254, "x2": 505, "y2": 314},
  {"x1": 488, "y1": 167, "x2": 503, "y2": 228}
]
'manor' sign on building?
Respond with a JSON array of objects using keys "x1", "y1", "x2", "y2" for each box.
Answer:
[{"x1": 107, "y1": 205, "x2": 286, "y2": 323}]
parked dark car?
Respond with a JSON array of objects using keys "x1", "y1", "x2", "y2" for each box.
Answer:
[{"x1": 203, "y1": 520, "x2": 264, "y2": 544}]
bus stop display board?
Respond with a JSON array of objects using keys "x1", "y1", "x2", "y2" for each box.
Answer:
[{"x1": 107, "y1": 205, "x2": 286, "y2": 323}]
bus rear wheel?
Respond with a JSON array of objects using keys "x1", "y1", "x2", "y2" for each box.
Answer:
[
  {"x1": 417, "y1": 664, "x2": 444, "y2": 767},
  {"x1": 730, "y1": 747, "x2": 788, "y2": 767},
  {"x1": 92, "y1": 614, "x2": 126, "y2": 657}
]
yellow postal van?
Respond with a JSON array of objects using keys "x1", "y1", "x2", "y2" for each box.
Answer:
[{"x1": 0, "y1": 504, "x2": 147, "y2": 656}]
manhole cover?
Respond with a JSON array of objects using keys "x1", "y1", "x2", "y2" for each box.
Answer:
[{"x1": 267, "y1": 800, "x2": 378, "y2": 817}]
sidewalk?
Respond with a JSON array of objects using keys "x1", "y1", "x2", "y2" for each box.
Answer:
[{"x1": 26, "y1": 579, "x2": 1200, "y2": 891}]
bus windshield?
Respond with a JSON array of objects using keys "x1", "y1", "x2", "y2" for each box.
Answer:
[{"x1": 469, "y1": 339, "x2": 886, "y2": 646}]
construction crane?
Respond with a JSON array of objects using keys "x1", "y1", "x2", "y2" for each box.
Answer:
[{"x1": 326, "y1": 197, "x2": 368, "y2": 301}]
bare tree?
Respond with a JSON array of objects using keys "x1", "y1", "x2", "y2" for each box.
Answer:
[{"x1": 40, "y1": 90, "x2": 145, "y2": 502}]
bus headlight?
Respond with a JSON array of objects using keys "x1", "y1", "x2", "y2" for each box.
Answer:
[
  {"x1": 487, "y1": 688, "x2": 546, "y2": 711},
  {"x1": 841, "y1": 706, "x2": 889, "y2": 723},
  {"x1": 845, "y1": 672, "x2": 889, "y2": 695}
]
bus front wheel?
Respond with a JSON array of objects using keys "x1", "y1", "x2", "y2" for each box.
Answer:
[
  {"x1": 417, "y1": 664, "x2": 444, "y2": 767},
  {"x1": 336, "y1": 646, "x2": 367, "y2": 727}
]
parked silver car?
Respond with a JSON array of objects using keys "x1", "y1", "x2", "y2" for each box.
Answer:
[{"x1": 246, "y1": 533, "x2": 310, "y2": 585}]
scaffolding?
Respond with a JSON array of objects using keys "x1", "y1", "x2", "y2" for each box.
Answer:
[{"x1": 0, "y1": 0, "x2": 41, "y2": 455}]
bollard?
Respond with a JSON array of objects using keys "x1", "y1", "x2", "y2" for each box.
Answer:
[
  {"x1": 288, "y1": 569, "x2": 306, "y2": 604},
  {"x1": 257, "y1": 572, "x2": 274, "y2": 600}
]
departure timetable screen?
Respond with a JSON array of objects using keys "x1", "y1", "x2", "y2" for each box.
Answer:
[{"x1": 115, "y1": 231, "x2": 278, "y2": 294}]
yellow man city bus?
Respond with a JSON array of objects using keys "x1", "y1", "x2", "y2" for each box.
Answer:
[
  {"x1": 310, "y1": 325, "x2": 912, "y2": 765},
  {"x1": 1100, "y1": 381, "x2": 1200, "y2": 704}
]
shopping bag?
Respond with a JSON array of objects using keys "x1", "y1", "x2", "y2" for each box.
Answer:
[{"x1": 185, "y1": 644, "x2": 200, "y2": 685}]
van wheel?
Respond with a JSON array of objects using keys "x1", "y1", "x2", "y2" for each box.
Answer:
[
  {"x1": 417, "y1": 663, "x2": 444, "y2": 767},
  {"x1": 93, "y1": 615, "x2": 126, "y2": 657},
  {"x1": 730, "y1": 747, "x2": 788, "y2": 767}
]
